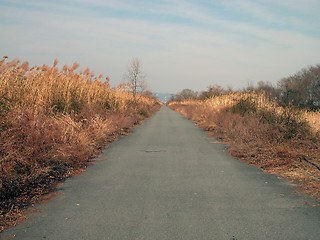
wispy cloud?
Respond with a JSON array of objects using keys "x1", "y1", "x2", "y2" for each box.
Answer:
[{"x1": 1, "y1": 0, "x2": 319, "y2": 92}]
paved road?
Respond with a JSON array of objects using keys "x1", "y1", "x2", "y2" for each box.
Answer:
[{"x1": 2, "y1": 106, "x2": 320, "y2": 240}]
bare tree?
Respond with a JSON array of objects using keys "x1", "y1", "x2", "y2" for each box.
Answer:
[
  {"x1": 170, "y1": 89, "x2": 198, "y2": 102},
  {"x1": 198, "y1": 84, "x2": 226, "y2": 100},
  {"x1": 278, "y1": 64, "x2": 320, "y2": 108},
  {"x1": 124, "y1": 58, "x2": 146, "y2": 98}
]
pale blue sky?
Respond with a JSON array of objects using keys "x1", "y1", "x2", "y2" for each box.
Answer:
[{"x1": 1, "y1": 0, "x2": 319, "y2": 93}]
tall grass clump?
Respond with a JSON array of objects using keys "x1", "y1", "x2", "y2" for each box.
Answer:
[
  {"x1": 169, "y1": 91, "x2": 320, "y2": 200},
  {"x1": 0, "y1": 57, "x2": 160, "y2": 231}
]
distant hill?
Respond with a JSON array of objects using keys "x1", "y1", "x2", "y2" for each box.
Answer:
[{"x1": 154, "y1": 93, "x2": 174, "y2": 103}]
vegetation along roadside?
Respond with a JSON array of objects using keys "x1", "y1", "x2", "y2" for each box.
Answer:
[
  {"x1": 168, "y1": 65, "x2": 320, "y2": 203},
  {"x1": 0, "y1": 57, "x2": 161, "y2": 232}
]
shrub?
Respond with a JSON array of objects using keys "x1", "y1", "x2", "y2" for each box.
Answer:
[{"x1": 229, "y1": 97, "x2": 257, "y2": 115}]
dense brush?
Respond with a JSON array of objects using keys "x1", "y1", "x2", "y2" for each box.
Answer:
[
  {"x1": 0, "y1": 58, "x2": 160, "y2": 231},
  {"x1": 169, "y1": 92, "x2": 320, "y2": 201}
]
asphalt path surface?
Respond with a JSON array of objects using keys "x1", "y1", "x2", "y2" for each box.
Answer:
[{"x1": 2, "y1": 106, "x2": 320, "y2": 240}]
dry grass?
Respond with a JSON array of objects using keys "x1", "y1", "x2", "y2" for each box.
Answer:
[
  {"x1": 0, "y1": 58, "x2": 161, "y2": 231},
  {"x1": 168, "y1": 92, "x2": 320, "y2": 201},
  {"x1": 304, "y1": 110, "x2": 320, "y2": 133}
]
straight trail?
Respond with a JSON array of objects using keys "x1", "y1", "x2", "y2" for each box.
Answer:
[{"x1": 2, "y1": 106, "x2": 320, "y2": 240}]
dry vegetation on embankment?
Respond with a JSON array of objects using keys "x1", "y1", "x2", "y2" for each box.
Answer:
[
  {"x1": 0, "y1": 58, "x2": 160, "y2": 231},
  {"x1": 169, "y1": 92, "x2": 320, "y2": 200}
]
